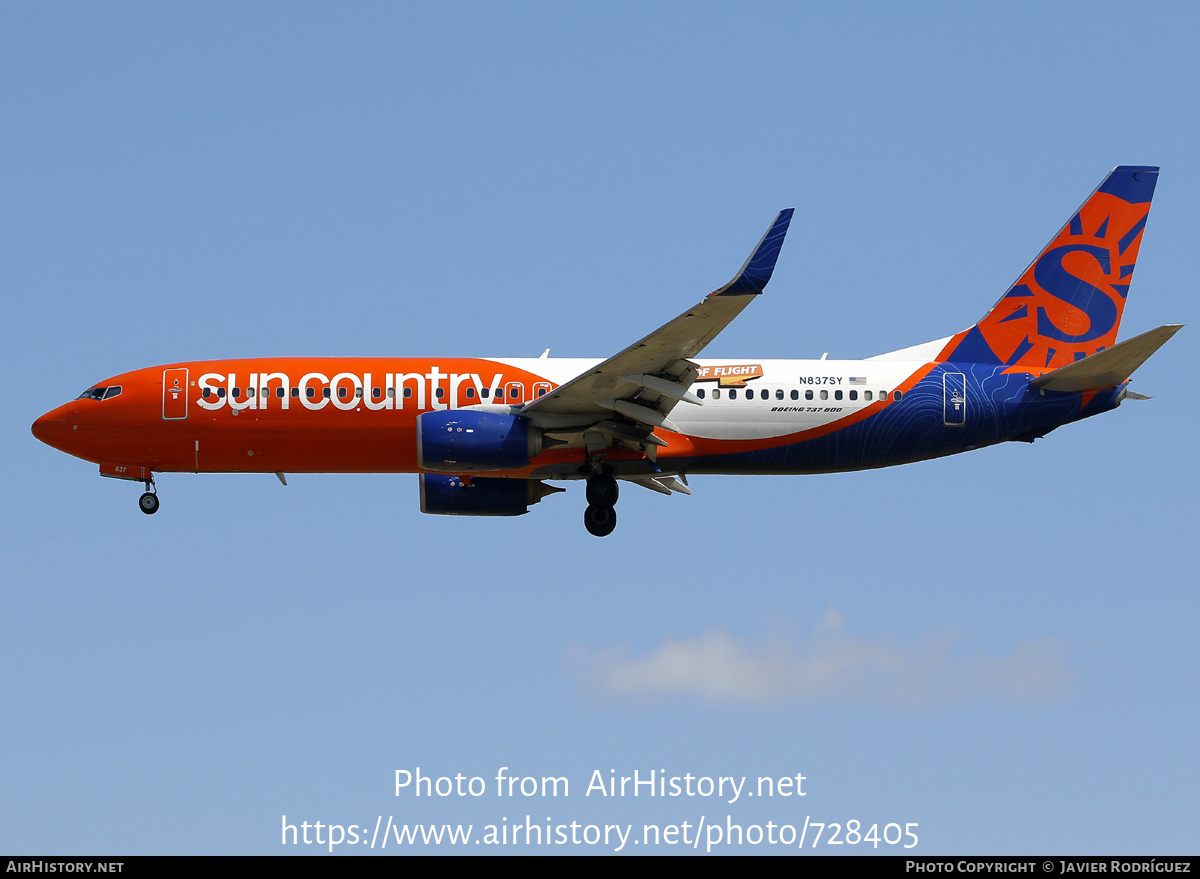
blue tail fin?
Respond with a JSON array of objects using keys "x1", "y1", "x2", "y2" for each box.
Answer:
[{"x1": 944, "y1": 166, "x2": 1158, "y2": 370}]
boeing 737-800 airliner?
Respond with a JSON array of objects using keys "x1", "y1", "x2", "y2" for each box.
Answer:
[{"x1": 32, "y1": 166, "x2": 1180, "y2": 536}]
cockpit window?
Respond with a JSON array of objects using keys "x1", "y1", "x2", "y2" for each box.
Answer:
[{"x1": 76, "y1": 386, "x2": 122, "y2": 401}]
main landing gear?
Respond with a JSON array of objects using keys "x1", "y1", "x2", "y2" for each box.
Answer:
[
  {"x1": 138, "y1": 477, "x2": 159, "y2": 515},
  {"x1": 583, "y1": 472, "x2": 618, "y2": 537}
]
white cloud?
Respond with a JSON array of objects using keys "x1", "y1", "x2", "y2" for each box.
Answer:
[{"x1": 572, "y1": 609, "x2": 1071, "y2": 706}]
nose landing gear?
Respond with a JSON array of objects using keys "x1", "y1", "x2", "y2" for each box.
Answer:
[
  {"x1": 583, "y1": 472, "x2": 618, "y2": 537},
  {"x1": 138, "y1": 477, "x2": 159, "y2": 515}
]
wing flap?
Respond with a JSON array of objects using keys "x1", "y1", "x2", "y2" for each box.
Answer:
[{"x1": 623, "y1": 476, "x2": 692, "y2": 496}]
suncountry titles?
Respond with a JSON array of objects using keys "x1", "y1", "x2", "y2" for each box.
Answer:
[{"x1": 196, "y1": 368, "x2": 541, "y2": 413}]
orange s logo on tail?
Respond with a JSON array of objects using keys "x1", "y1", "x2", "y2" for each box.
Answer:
[{"x1": 944, "y1": 165, "x2": 1157, "y2": 370}]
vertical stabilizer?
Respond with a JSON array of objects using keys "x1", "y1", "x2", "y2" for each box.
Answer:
[{"x1": 944, "y1": 166, "x2": 1158, "y2": 369}]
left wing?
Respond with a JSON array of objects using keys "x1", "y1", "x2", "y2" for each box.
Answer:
[{"x1": 520, "y1": 209, "x2": 794, "y2": 448}]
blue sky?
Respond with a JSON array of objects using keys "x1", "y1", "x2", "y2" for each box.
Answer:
[{"x1": 2, "y1": 2, "x2": 1196, "y2": 854}]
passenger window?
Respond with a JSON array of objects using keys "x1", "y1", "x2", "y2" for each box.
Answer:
[
  {"x1": 481, "y1": 388, "x2": 490, "y2": 398},
  {"x1": 760, "y1": 389, "x2": 768, "y2": 400},
  {"x1": 202, "y1": 388, "x2": 212, "y2": 399},
  {"x1": 323, "y1": 388, "x2": 331, "y2": 398},
  {"x1": 776, "y1": 389, "x2": 784, "y2": 400},
  {"x1": 713, "y1": 389, "x2": 721, "y2": 399},
  {"x1": 233, "y1": 387, "x2": 241, "y2": 398},
  {"x1": 218, "y1": 388, "x2": 226, "y2": 398},
  {"x1": 372, "y1": 388, "x2": 382, "y2": 399},
  {"x1": 820, "y1": 390, "x2": 828, "y2": 400},
  {"x1": 729, "y1": 389, "x2": 738, "y2": 399},
  {"x1": 849, "y1": 390, "x2": 857, "y2": 400},
  {"x1": 306, "y1": 387, "x2": 315, "y2": 399},
  {"x1": 509, "y1": 387, "x2": 518, "y2": 398},
  {"x1": 466, "y1": 387, "x2": 476, "y2": 399},
  {"x1": 276, "y1": 388, "x2": 285, "y2": 398},
  {"x1": 247, "y1": 387, "x2": 255, "y2": 397},
  {"x1": 355, "y1": 388, "x2": 363, "y2": 398},
  {"x1": 291, "y1": 387, "x2": 299, "y2": 397},
  {"x1": 337, "y1": 387, "x2": 347, "y2": 399},
  {"x1": 805, "y1": 390, "x2": 813, "y2": 401},
  {"x1": 404, "y1": 388, "x2": 413, "y2": 398},
  {"x1": 436, "y1": 388, "x2": 445, "y2": 399},
  {"x1": 864, "y1": 390, "x2": 872, "y2": 401},
  {"x1": 893, "y1": 390, "x2": 903, "y2": 401},
  {"x1": 791, "y1": 389, "x2": 799, "y2": 400},
  {"x1": 387, "y1": 388, "x2": 395, "y2": 398},
  {"x1": 696, "y1": 388, "x2": 705, "y2": 399},
  {"x1": 834, "y1": 390, "x2": 843, "y2": 400}
]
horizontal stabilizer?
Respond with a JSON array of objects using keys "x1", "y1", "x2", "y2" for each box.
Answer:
[{"x1": 1031, "y1": 324, "x2": 1183, "y2": 392}]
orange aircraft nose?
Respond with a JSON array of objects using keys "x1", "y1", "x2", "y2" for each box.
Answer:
[{"x1": 32, "y1": 407, "x2": 72, "y2": 451}]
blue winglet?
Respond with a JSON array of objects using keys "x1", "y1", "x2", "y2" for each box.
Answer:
[{"x1": 712, "y1": 208, "x2": 795, "y2": 296}]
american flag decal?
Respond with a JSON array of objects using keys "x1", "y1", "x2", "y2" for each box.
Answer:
[{"x1": 849, "y1": 376, "x2": 866, "y2": 385}]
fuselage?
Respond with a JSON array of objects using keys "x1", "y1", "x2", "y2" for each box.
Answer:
[{"x1": 31, "y1": 340, "x2": 1123, "y2": 482}]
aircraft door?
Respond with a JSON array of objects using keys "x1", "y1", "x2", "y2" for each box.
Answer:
[
  {"x1": 504, "y1": 381, "x2": 525, "y2": 404},
  {"x1": 943, "y1": 372, "x2": 966, "y2": 426},
  {"x1": 162, "y1": 368, "x2": 189, "y2": 420},
  {"x1": 532, "y1": 381, "x2": 552, "y2": 399}
]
